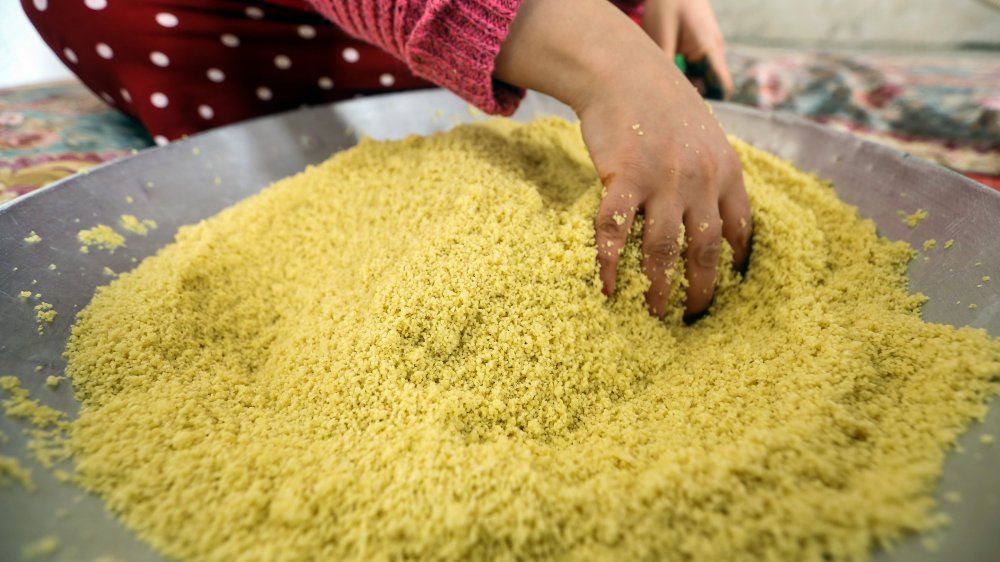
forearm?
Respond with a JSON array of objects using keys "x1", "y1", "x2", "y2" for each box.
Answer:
[{"x1": 493, "y1": 0, "x2": 671, "y2": 112}]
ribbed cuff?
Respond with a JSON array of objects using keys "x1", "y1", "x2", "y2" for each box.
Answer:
[{"x1": 405, "y1": 0, "x2": 525, "y2": 116}]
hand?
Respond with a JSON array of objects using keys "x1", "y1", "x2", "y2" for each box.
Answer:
[
  {"x1": 581, "y1": 65, "x2": 750, "y2": 319},
  {"x1": 495, "y1": 0, "x2": 752, "y2": 319},
  {"x1": 642, "y1": 0, "x2": 734, "y2": 100}
]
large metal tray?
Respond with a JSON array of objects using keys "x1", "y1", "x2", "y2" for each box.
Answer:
[{"x1": 0, "y1": 90, "x2": 997, "y2": 561}]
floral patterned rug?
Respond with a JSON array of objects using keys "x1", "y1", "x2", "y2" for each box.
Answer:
[
  {"x1": 2, "y1": 46, "x2": 998, "y2": 205},
  {"x1": 0, "y1": 83, "x2": 152, "y2": 204}
]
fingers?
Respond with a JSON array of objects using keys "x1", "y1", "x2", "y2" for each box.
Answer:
[
  {"x1": 660, "y1": 15, "x2": 679, "y2": 60},
  {"x1": 719, "y1": 170, "x2": 753, "y2": 273},
  {"x1": 641, "y1": 199, "x2": 683, "y2": 318},
  {"x1": 642, "y1": 0, "x2": 679, "y2": 59},
  {"x1": 704, "y1": 44, "x2": 734, "y2": 101},
  {"x1": 682, "y1": 208, "x2": 722, "y2": 319},
  {"x1": 594, "y1": 180, "x2": 638, "y2": 296}
]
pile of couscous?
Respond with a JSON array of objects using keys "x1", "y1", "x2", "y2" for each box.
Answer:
[{"x1": 63, "y1": 118, "x2": 1000, "y2": 562}]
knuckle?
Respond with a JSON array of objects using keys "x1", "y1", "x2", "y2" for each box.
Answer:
[
  {"x1": 692, "y1": 238, "x2": 722, "y2": 268},
  {"x1": 695, "y1": 150, "x2": 717, "y2": 180},
  {"x1": 719, "y1": 146, "x2": 743, "y2": 176},
  {"x1": 595, "y1": 208, "x2": 629, "y2": 240},
  {"x1": 645, "y1": 235, "x2": 680, "y2": 264}
]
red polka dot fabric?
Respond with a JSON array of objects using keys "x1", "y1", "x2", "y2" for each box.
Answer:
[{"x1": 22, "y1": 0, "x2": 432, "y2": 144}]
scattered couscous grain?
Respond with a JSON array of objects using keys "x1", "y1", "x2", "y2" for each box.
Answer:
[
  {"x1": 922, "y1": 239, "x2": 936, "y2": 251},
  {"x1": 984, "y1": 276, "x2": 991, "y2": 283},
  {"x1": 45, "y1": 376, "x2": 61, "y2": 389},
  {"x1": 62, "y1": 119, "x2": 1000, "y2": 562},
  {"x1": 981, "y1": 434, "x2": 995, "y2": 445},
  {"x1": 943, "y1": 239, "x2": 954, "y2": 249},
  {"x1": 101, "y1": 267, "x2": 116, "y2": 277},
  {"x1": 1, "y1": 377, "x2": 72, "y2": 468},
  {"x1": 119, "y1": 214, "x2": 158, "y2": 236},
  {"x1": 18, "y1": 291, "x2": 31, "y2": 301},
  {"x1": 77, "y1": 225, "x2": 125, "y2": 253},
  {"x1": 34, "y1": 303, "x2": 56, "y2": 324},
  {"x1": 34, "y1": 303, "x2": 56, "y2": 334},
  {"x1": 47, "y1": 264, "x2": 56, "y2": 271},
  {"x1": 920, "y1": 536, "x2": 940, "y2": 552},
  {"x1": 23, "y1": 231, "x2": 41, "y2": 244},
  {"x1": 0, "y1": 454, "x2": 35, "y2": 491},
  {"x1": 901, "y1": 208, "x2": 928, "y2": 228},
  {"x1": 21, "y1": 535, "x2": 60, "y2": 559}
]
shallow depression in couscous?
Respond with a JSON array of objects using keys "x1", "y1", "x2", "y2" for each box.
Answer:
[{"x1": 62, "y1": 117, "x2": 999, "y2": 562}]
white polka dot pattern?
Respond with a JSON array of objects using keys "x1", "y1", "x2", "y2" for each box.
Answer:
[
  {"x1": 318, "y1": 77, "x2": 333, "y2": 90},
  {"x1": 379, "y1": 73, "x2": 395, "y2": 87},
  {"x1": 342, "y1": 47, "x2": 360, "y2": 63},
  {"x1": 256, "y1": 87, "x2": 273, "y2": 101},
  {"x1": 156, "y1": 13, "x2": 179, "y2": 28},
  {"x1": 298, "y1": 25, "x2": 316, "y2": 39},
  {"x1": 100, "y1": 92, "x2": 115, "y2": 104},
  {"x1": 120, "y1": 88, "x2": 132, "y2": 103},
  {"x1": 245, "y1": 6, "x2": 264, "y2": 19},
  {"x1": 153, "y1": 135, "x2": 169, "y2": 146},
  {"x1": 150, "y1": 92, "x2": 169, "y2": 108},
  {"x1": 33, "y1": 0, "x2": 47, "y2": 11},
  {"x1": 150, "y1": 52, "x2": 170, "y2": 67},
  {"x1": 198, "y1": 105, "x2": 215, "y2": 120},
  {"x1": 207, "y1": 68, "x2": 226, "y2": 83},
  {"x1": 221, "y1": 34, "x2": 240, "y2": 48},
  {"x1": 84, "y1": 0, "x2": 107, "y2": 10},
  {"x1": 63, "y1": 47, "x2": 79, "y2": 64},
  {"x1": 96, "y1": 43, "x2": 114, "y2": 59},
  {"x1": 274, "y1": 55, "x2": 292, "y2": 70}
]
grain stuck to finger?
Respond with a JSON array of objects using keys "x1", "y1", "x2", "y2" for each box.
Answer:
[{"x1": 58, "y1": 118, "x2": 999, "y2": 562}]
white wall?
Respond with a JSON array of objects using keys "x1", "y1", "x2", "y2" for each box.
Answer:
[
  {"x1": 713, "y1": 0, "x2": 1000, "y2": 48},
  {"x1": 0, "y1": 1, "x2": 73, "y2": 89}
]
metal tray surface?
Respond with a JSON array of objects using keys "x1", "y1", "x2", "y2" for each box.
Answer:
[{"x1": 0, "y1": 89, "x2": 997, "y2": 562}]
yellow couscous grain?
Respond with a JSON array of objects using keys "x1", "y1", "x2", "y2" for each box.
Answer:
[
  {"x1": 900, "y1": 208, "x2": 928, "y2": 227},
  {"x1": 119, "y1": 214, "x2": 158, "y2": 236},
  {"x1": 21, "y1": 535, "x2": 59, "y2": 559},
  {"x1": 61, "y1": 118, "x2": 999, "y2": 562},
  {"x1": 0, "y1": 454, "x2": 35, "y2": 491},
  {"x1": 77, "y1": 225, "x2": 125, "y2": 253}
]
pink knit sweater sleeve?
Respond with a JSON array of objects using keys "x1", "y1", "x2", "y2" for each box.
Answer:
[{"x1": 305, "y1": 0, "x2": 526, "y2": 115}]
